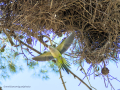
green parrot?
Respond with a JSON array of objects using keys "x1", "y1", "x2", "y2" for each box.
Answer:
[{"x1": 32, "y1": 31, "x2": 75, "y2": 74}]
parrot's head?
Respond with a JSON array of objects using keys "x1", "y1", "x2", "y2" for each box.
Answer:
[{"x1": 48, "y1": 46, "x2": 55, "y2": 52}]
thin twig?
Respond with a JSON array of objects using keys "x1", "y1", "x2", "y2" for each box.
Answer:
[
  {"x1": 3, "y1": 28, "x2": 15, "y2": 46},
  {"x1": 79, "y1": 63, "x2": 97, "y2": 90},
  {"x1": 50, "y1": 0, "x2": 53, "y2": 9},
  {"x1": 3, "y1": 29, "x2": 41, "y2": 55},
  {"x1": 107, "y1": 75, "x2": 115, "y2": 90},
  {"x1": 68, "y1": 68, "x2": 92, "y2": 90},
  {"x1": 18, "y1": 39, "x2": 41, "y2": 54},
  {"x1": 59, "y1": 69, "x2": 67, "y2": 90},
  {"x1": 37, "y1": 36, "x2": 48, "y2": 48}
]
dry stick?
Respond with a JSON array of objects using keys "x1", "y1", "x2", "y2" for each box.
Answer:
[
  {"x1": 4, "y1": 29, "x2": 42, "y2": 55},
  {"x1": 79, "y1": 64, "x2": 97, "y2": 90},
  {"x1": 41, "y1": 35, "x2": 53, "y2": 46},
  {"x1": 59, "y1": 69, "x2": 67, "y2": 90},
  {"x1": 107, "y1": 75, "x2": 115, "y2": 90},
  {"x1": 3, "y1": 28, "x2": 15, "y2": 46},
  {"x1": 50, "y1": 0, "x2": 53, "y2": 9},
  {"x1": 18, "y1": 39, "x2": 41, "y2": 55},
  {"x1": 68, "y1": 68, "x2": 92, "y2": 90}
]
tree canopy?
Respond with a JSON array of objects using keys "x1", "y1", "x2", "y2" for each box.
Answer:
[{"x1": 0, "y1": 0, "x2": 120, "y2": 90}]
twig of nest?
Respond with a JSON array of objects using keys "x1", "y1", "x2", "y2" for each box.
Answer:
[{"x1": 26, "y1": 38, "x2": 32, "y2": 44}]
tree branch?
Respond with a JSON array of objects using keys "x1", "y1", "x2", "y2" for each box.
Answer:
[
  {"x1": 68, "y1": 68, "x2": 92, "y2": 90},
  {"x1": 18, "y1": 39, "x2": 41, "y2": 54},
  {"x1": 3, "y1": 28, "x2": 15, "y2": 46},
  {"x1": 3, "y1": 29, "x2": 41, "y2": 55},
  {"x1": 59, "y1": 69, "x2": 67, "y2": 90}
]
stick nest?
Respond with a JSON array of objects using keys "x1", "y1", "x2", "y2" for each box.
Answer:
[{"x1": 1, "y1": 0, "x2": 120, "y2": 70}]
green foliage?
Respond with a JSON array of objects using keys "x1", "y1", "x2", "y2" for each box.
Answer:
[
  {"x1": 19, "y1": 66, "x2": 23, "y2": 71},
  {"x1": 8, "y1": 63, "x2": 16, "y2": 73},
  {"x1": 40, "y1": 69, "x2": 48, "y2": 73},
  {"x1": 0, "y1": 66, "x2": 6, "y2": 69},
  {"x1": 13, "y1": 52, "x2": 19, "y2": 58},
  {"x1": 49, "y1": 61, "x2": 59, "y2": 73},
  {"x1": 0, "y1": 48, "x2": 5, "y2": 52},
  {"x1": 42, "y1": 75, "x2": 49, "y2": 80},
  {"x1": 28, "y1": 62, "x2": 38, "y2": 69}
]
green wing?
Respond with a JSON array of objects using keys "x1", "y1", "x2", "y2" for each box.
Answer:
[
  {"x1": 56, "y1": 31, "x2": 75, "y2": 54},
  {"x1": 32, "y1": 51, "x2": 54, "y2": 61},
  {"x1": 32, "y1": 31, "x2": 75, "y2": 61}
]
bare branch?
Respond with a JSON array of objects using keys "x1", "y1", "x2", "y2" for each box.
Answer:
[
  {"x1": 68, "y1": 68, "x2": 92, "y2": 90},
  {"x1": 18, "y1": 39, "x2": 41, "y2": 55},
  {"x1": 59, "y1": 69, "x2": 67, "y2": 90},
  {"x1": 3, "y1": 28, "x2": 15, "y2": 46}
]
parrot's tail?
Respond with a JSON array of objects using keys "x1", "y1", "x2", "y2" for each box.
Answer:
[{"x1": 57, "y1": 57, "x2": 70, "y2": 74}]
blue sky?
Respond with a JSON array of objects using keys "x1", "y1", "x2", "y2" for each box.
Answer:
[
  {"x1": 1, "y1": 60, "x2": 120, "y2": 90},
  {"x1": 0, "y1": 31, "x2": 120, "y2": 90}
]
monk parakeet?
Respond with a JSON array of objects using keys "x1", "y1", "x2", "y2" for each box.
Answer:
[{"x1": 32, "y1": 31, "x2": 75, "y2": 74}]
